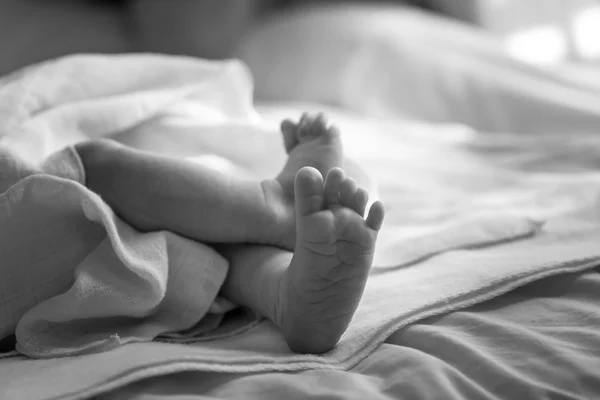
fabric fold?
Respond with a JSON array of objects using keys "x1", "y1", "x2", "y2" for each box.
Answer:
[{"x1": 4, "y1": 170, "x2": 229, "y2": 359}]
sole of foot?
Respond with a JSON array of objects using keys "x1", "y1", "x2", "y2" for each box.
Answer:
[{"x1": 277, "y1": 166, "x2": 384, "y2": 354}]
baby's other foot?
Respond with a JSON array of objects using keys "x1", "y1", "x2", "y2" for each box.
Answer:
[
  {"x1": 263, "y1": 113, "x2": 344, "y2": 250},
  {"x1": 275, "y1": 167, "x2": 385, "y2": 354},
  {"x1": 276, "y1": 112, "x2": 343, "y2": 199}
]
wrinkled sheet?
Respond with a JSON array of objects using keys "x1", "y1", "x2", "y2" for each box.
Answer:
[{"x1": 100, "y1": 268, "x2": 600, "y2": 400}]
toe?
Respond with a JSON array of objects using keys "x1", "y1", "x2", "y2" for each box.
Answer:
[
  {"x1": 323, "y1": 168, "x2": 345, "y2": 208},
  {"x1": 314, "y1": 114, "x2": 341, "y2": 145},
  {"x1": 294, "y1": 167, "x2": 325, "y2": 217},
  {"x1": 297, "y1": 113, "x2": 314, "y2": 137},
  {"x1": 309, "y1": 113, "x2": 330, "y2": 138},
  {"x1": 315, "y1": 112, "x2": 328, "y2": 128},
  {"x1": 366, "y1": 201, "x2": 385, "y2": 231},
  {"x1": 298, "y1": 112, "x2": 310, "y2": 125},
  {"x1": 354, "y1": 188, "x2": 369, "y2": 217},
  {"x1": 339, "y1": 178, "x2": 357, "y2": 210},
  {"x1": 324, "y1": 124, "x2": 341, "y2": 144},
  {"x1": 281, "y1": 119, "x2": 299, "y2": 153}
]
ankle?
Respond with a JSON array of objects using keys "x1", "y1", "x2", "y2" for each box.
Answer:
[
  {"x1": 259, "y1": 179, "x2": 296, "y2": 250},
  {"x1": 219, "y1": 244, "x2": 290, "y2": 326}
]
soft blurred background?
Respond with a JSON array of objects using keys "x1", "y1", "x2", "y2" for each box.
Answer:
[
  {"x1": 0, "y1": 0, "x2": 598, "y2": 86},
  {"x1": 436, "y1": 0, "x2": 600, "y2": 65},
  {"x1": 2, "y1": 0, "x2": 598, "y2": 135}
]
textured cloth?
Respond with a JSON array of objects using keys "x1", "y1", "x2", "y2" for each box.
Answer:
[
  {"x1": 98, "y1": 268, "x2": 600, "y2": 400},
  {"x1": 0, "y1": 54, "x2": 261, "y2": 358},
  {"x1": 0, "y1": 124, "x2": 232, "y2": 360}
]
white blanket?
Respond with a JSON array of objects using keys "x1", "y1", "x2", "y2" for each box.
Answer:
[{"x1": 2, "y1": 54, "x2": 600, "y2": 400}]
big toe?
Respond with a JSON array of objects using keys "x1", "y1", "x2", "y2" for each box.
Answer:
[{"x1": 294, "y1": 167, "x2": 324, "y2": 217}]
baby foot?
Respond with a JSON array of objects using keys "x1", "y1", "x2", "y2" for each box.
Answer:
[
  {"x1": 276, "y1": 112, "x2": 343, "y2": 197},
  {"x1": 263, "y1": 113, "x2": 344, "y2": 250},
  {"x1": 275, "y1": 167, "x2": 385, "y2": 354}
]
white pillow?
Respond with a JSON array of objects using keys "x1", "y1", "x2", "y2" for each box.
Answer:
[{"x1": 237, "y1": 3, "x2": 600, "y2": 135}]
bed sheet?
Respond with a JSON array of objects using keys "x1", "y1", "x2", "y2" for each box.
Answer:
[
  {"x1": 1, "y1": 3, "x2": 599, "y2": 399},
  {"x1": 91, "y1": 103, "x2": 600, "y2": 400},
  {"x1": 100, "y1": 269, "x2": 600, "y2": 400}
]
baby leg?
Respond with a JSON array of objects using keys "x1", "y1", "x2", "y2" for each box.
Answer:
[
  {"x1": 74, "y1": 112, "x2": 343, "y2": 250},
  {"x1": 74, "y1": 139, "x2": 287, "y2": 246}
]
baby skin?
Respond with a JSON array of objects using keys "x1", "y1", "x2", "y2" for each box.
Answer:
[{"x1": 75, "y1": 113, "x2": 384, "y2": 354}]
